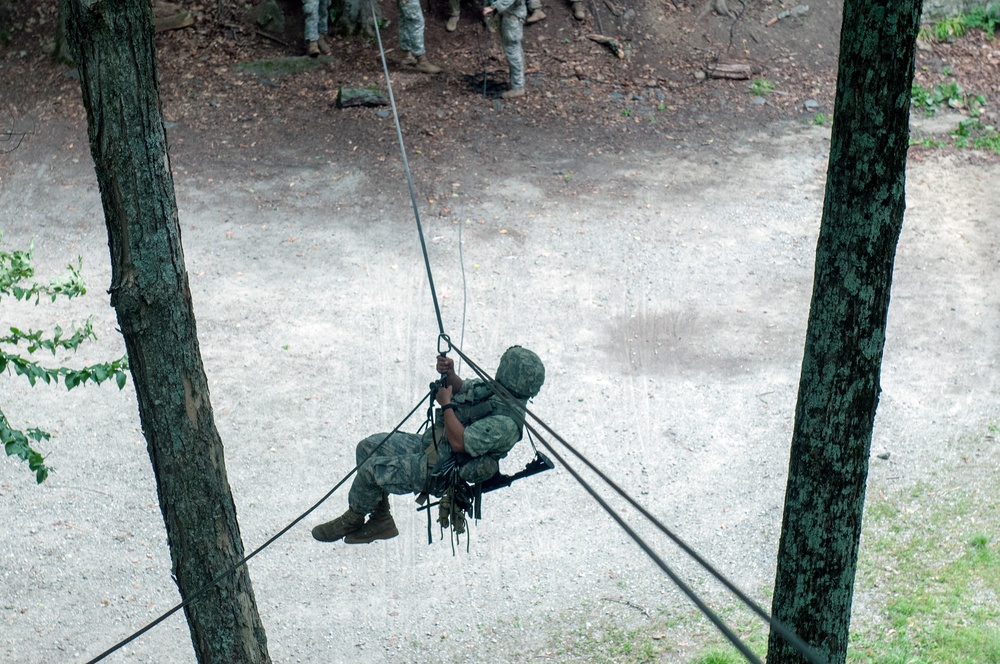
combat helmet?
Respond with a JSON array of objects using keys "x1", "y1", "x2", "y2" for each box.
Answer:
[{"x1": 496, "y1": 346, "x2": 545, "y2": 399}]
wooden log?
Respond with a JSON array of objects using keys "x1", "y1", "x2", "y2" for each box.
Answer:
[{"x1": 708, "y1": 63, "x2": 752, "y2": 80}]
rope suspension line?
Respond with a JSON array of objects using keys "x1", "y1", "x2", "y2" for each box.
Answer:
[
  {"x1": 368, "y1": 0, "x2": 445, "y2": 336},
  {"x1": 446, "y1": 344, "x2": 828, "y2": 664},
  {"x1": 84, "y1": 393, "x2": 432, "y2": 664}
]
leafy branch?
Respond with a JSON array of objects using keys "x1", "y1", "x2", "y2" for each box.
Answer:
[{"x1": 1, "y1": 236, "x2": 128, "y2": 483}]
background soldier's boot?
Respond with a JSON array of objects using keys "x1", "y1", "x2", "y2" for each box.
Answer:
[
  {"x1": 317, "y1": 36, "x2": 331, "y2": 55},
  {"x1": 526, "y1": 9, "x2": 546, "y2": 23},
  {"x1": 345, "y1": 497, "x2": 399, "y2": 544},
  {"x1": 311, "y1": 508, "x2": 364, "y2": 542},
  {"x1": 306, "y1": 40, "x2": 320, "y2": 57},
  {"x1": 502, "y1": 88, "x2": 526, "y2": 99},
  {"x1": 401, "y1": 50, "x2": 417, "y2": 66},
  {"x1": 572, "y1": 1, "x2": 586, "y2": 19},
  {"x1": 446, "y1": 14, "x2": 459, "y2": 31},
  {"x1": 414, "y1": 55, "x2": 442, "y2": 74}
]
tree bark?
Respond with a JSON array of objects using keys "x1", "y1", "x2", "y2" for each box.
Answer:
[
  {"x1": 62, "y1": 2, "x2": 271, "y2": 662},
  {"x1": 767, "y1": 2, "x2": 922, "y2": 663}
]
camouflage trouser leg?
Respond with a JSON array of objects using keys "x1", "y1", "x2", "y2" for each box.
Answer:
[
  {"x1": 397, "y1": 0, "x2": 427, "y2": 57},
  {"x1": 527, "y1": 0, "x2": 541, "y2": 11},
  {"x1": 303, "y1": 0, "x2": 330, "y2": 41},
  {"x1": 449, "y1": 0, "x2": 460, "y2": 18},
  {"x1": 348, "y1": 432, "x2": 429, "y2": 514},
  {"x1": 500, "y1": 14, "x2": 524, "y2": 90}
]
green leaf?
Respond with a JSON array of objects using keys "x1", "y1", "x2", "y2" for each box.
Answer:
[{"x1": 116, "y1": 371, "x2": 127, "y2": 390}]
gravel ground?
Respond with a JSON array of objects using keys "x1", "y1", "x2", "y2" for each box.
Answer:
[{"x1": 2, "y1": 113, "x2": 1000, "y2": 663}]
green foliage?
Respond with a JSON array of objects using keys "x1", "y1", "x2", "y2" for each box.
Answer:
[
  {"x1": 934, "y1": 15, "x2": 967, "y2": 40},
  {"x1": 621, "y1": 107, "x2": 633, "y2": 117},
  {"x1": 926, "y1": 7, "x2": 1000, "y2": 41},
  {"x1": 750, "y1": 78, "x2": 774, "y2": 96},
  {"x1": 965, "y1": 5, "x2": 1000, "y2": 38},
  {"x1": 812, "y1": 112, "x2": 829, "y2": 125},
  {"x1": 1, "y1": 237, "x2": 129, "y2": 483},
  {"x1": 951, "y1": 118, "x2": 1000, "y2": 153},
  {"x1": 910, "y1": 81, "x2": 986, "y2": 116}
]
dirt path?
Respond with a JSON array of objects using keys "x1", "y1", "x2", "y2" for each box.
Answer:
[{"x1": 3, "y1": 103, "x2": 1000, "y2": 662}]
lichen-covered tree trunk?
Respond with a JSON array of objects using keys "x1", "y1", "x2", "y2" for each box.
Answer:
[
  {"x1": 766, "y1": 2, "x2": 922, "y2": 663},
  {"x1": 62, "y1": 2, "x2": 271, "y2": 662}
]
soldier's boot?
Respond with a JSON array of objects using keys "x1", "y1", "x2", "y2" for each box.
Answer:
[
  {"x1": 311, "y1": 508, "x2": 365, "y2": 542},
  {"x1": 414, "y1": 55, "x2": 443, "y2": 74},
  {"x1": 345, "y1": 497, "x2": 399, "y2": 544},
  {"x1": 525, "y1": 8, "x2": 546, "y2": 23},
  {"x1": 317, "y1": 36, "x2": 331, "y2": 55},
  {"x1": 501, "y1": 87, "x2": 526, "y2": 99},
  {"x1": 307, "y1": 40, "x2": 321, "y2": 57},
  {"x1": 401, "y1": 50, "x2": 417, "y2": 66},
  {"x1": 571, "y1": 1, "x2": 586, "y2": 20},
  {"x1": 446, "y1": 14, "x2": 460, "y2": 31}
]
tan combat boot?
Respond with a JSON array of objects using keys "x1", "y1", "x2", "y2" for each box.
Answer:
[
  {"x1": 317, "y1": 36, "x2": 331, "y2": 55},
  {"x1": 501, "y1": 87, "x2": 526, "y2": 99},
  {"x1": 345, "y1": 497, "x2": 399, "y2": 544},
  {"x1": 446, "y1": 14, "x2": 460, "y2": 31},
  {"x1": 311, "y1": 508, "x2": 364, "y2": 542},
  {"x1": 414, "y1": 55, "x2": 442, "y2": 74},
  {"x1": 526, "y1": 8, "x2": 546, "y2": 23},
  {"x1": 572, "y1": 1, "x2": 586, "y2": 19},
  {"x1": 307, "y1": 40, "x2": 321, "y2": 57},
  {"x1": 401, "y1": 50, "x2": 417, "y2": 66}
]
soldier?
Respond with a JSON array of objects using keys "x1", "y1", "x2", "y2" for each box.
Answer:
[
  {"x1": 396, "y1": 0, "x2": 443, "y2": 73},
  {"x1": 303, "y1": 0, "x2": 331, "y2": 57},
  {"x1": 312, "y1": 346, "x2": 545, "y2": 544},
  {"x1": 483, "y1": 0, "x2": 528, "y2": 99}
]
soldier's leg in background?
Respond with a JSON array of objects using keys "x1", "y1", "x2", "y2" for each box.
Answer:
[
  {"x1": 303, "y1": 0, "x2": 319, "y2": 41},
  {"x1": 447, "y1": 0, "x2": 460, "y2": 30},
  {"x1": 526, "y1": 0, "x2": 545, "y2": 24},
  {"x1": 500, "y1": 14, "x2": 525, "y2": 91},
  {"x1": 397, "y1": 0, "x2": 427, "y2": 57},
  {"x1": 570, "y1": 0, "x2": 586, "y2": 20}
]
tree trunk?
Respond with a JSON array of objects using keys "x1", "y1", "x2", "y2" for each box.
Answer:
[
  {"x1": 767, "y1": 2, "x2": 922, "y2": 663},
  {"x1": 62, "y1": 2, "x2": 271, "y2": 662}
]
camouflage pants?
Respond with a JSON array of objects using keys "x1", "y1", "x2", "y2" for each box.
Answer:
[
  {"x1": 303, "y1": 0, "x2": 330, "y2": 41},
  {"x1": 527, "y1": 0, "x2": 541, "y2": 11},
  {"x1": 500, "y1": 14, "x2": 524, "y2": 90},
  {"x1": 397, "y1": 0, "x2": 427, "y2": 57},
  {"x1": 348, "y1": 432, "x2": 430, "y2": 514}
]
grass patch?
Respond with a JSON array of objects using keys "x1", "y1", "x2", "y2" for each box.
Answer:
[
  {"x1": 849, "y1": 433, "x2": 1000, "y2": 664},
  {"x1": 549, "y1": 613, "x2": 667, "y2": 663}
]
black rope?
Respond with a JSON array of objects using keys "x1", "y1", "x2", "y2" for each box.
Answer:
[
  {"x1": 84, "y1": 392, "x2": 432, "y2": 664},
  {"x1": 446, "y1": 344, "x2": 827, "y2": 664},
  {"x1": 368, "y1": 0, "x2": 446, "y2": 336}
]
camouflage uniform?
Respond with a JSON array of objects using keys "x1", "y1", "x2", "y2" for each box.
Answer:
[
  {"x1": 303, "y1": 0, "x2": 330, "y2": 42},
  {"x1": 347, "y1": 378, "x2": 527, "y2": 514},
  {"x1": 397, "y1": 0, "x2": 429, "y2": 58},
  {"x1": 490, "y1": 0, "x2": 527, "y2": 90}
]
